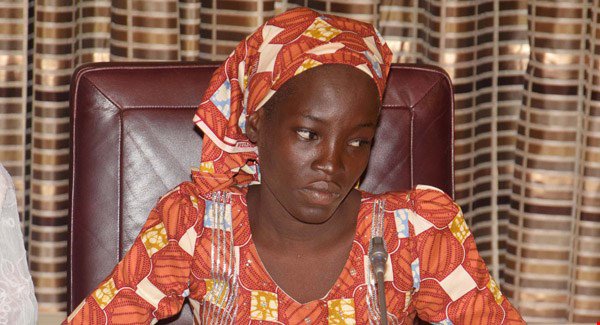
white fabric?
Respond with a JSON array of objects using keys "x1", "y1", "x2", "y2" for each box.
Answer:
[
  {"x1": 439, "y1": 265, "x2": 477, "y2": 301},
  {"x1": 0, "y1": 165, "x2": 37, "y2": 325}
]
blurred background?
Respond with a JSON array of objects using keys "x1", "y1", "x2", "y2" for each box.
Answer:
[{"x1": 1, "y1": 0, "x2": 599, "y2": 323}]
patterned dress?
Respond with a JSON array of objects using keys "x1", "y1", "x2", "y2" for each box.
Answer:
[{"x1": 65, "y1": 184, "x2": 524, "y2": 324}]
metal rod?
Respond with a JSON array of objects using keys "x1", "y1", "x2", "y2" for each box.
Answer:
[{"x1": 376, "y1": 273, "x2": 388, "y2": 325}]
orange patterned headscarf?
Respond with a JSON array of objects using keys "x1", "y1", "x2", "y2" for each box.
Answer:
[{"x1": 192, "y1": 7, "x2": 393, "y2": 195}]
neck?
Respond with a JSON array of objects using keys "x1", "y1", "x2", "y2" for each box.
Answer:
[{"x1": 246, "y1": 185, "x2": 359, "y2": 251}]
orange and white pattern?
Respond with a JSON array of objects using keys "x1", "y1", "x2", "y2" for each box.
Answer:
[{"x1": 65, "y1": 184, "x2": 525, "y2": 324}]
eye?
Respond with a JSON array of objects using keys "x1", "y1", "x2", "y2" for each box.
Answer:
[
  {"x1": 297, "y1": 129, "x2": 317, "y2": 141},
  {"x1": 348, "y1": 139, "x2": 371, "y2": 148}
]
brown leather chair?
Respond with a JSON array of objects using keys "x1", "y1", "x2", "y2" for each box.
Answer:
[{"x1": 68, "y1": 62, "x2": 454, "y2": 323}]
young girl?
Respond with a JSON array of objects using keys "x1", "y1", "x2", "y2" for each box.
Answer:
[{"x1": 65, "y1": 7, "x2": 524, "y2": 324}]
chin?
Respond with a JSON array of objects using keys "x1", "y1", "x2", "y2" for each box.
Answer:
[
  {"x1": 293, "y1": 208, "x2": 337, "y2": 224},
  {"x1": 290, "y1": 192, "x2": 348, "y2": 224}
]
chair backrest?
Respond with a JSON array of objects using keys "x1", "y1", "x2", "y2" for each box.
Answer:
[{"x1": 68, "y1": 62, "x2": 454, "y2": 323}]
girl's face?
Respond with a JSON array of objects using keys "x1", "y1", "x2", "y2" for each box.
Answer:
[{"x1": 247, "y1": 64, "x2": 381, "y2": 224}]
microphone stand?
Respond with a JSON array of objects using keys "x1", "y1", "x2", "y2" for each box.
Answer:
[{"x1": 369, "y1": 236, "x2": 388, "y2": 325}]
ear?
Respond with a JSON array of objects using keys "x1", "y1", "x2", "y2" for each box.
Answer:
[{"x1": 246, "y1": 109, "x2": 264, "y2": 144}]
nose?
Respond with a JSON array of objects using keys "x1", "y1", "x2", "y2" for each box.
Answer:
[{"x1": 312, "y1": 141, "x2": 345, "y2": 175}]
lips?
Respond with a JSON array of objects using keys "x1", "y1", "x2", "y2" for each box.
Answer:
[{"x1": 300, "y1": 181, "x2": 341, "y2": 206}]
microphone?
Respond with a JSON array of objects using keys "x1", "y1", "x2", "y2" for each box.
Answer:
[{"x1": 369, "y1": 236, "x2": 388, "y2": 325}]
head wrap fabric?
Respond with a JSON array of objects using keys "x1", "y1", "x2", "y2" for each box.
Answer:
[{"x1": 192, "y1": 7, "x2": 393, "y2": 195}]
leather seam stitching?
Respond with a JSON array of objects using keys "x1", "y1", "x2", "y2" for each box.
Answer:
[
  {"x1": 83, "y1": 77, "x2": 124, "y2": 111},
  {"x1": 410, "y1": 76, "x2": 444, "y2": 109}
]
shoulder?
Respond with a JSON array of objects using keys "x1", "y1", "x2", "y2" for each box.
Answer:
[
  {"x1": 0, "y1": 165, "x2": 15, "y2": 218},
  {"x1": 152, "y1": 183, "x2": 243, "y2": 238},
  {"x1": 156, "y1": 181, "x2": 208, "y2": 211},
  {"x1": 0, "y1": 164, "x2": 11, "y2": 187},
  {"x1": 150, "y1": 181, "x2": 208, "y2": 240},
  {"x1": 0, "y1": 164, "x2": 12, "y2": 201},
  {"x1": 365, "y1": 185, "x2": 459, "y2": 228}
]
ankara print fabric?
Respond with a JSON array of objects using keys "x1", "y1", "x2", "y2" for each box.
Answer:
[
  {"x1": 191, "y1": 7, "x2": 393, "y2": 195},
  {"x1": 64, "y1": 185, "x2": 524, "y2": 324}
]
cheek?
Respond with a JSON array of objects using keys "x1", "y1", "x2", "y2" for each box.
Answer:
[
  {"x1": 346, "y1": 149, "x2": 372, "y2": 176},
  {"x1": 258, "y1": 136, "x2": 310, "y2": 179},
  {"x1": 349, "y1": 145, "x2": 371, "y2": 163},
  {"x1": 274, "y1": 142, "x2": 314, "y2": 175}
]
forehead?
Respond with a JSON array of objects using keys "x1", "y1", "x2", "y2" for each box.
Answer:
[{"x1": 264, "y1": 64, "x2": 380, "y2": 120}]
